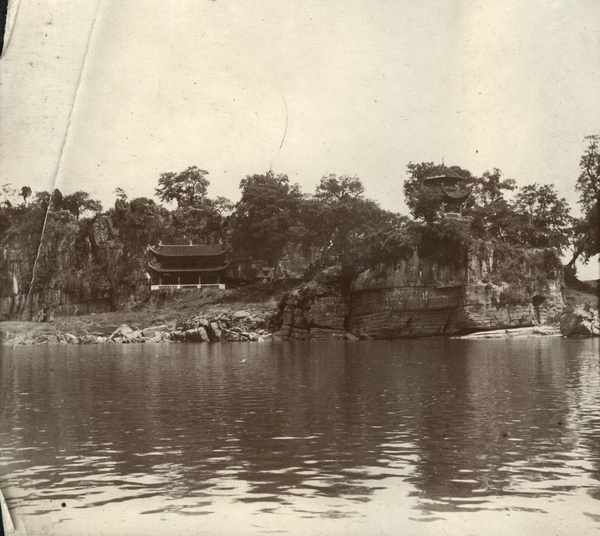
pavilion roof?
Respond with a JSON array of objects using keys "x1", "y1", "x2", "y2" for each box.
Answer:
[
  {"x1": 147, "y1": 262, "x2": 230, "y2": 274},
  {"x1": 441, "y1": 186, "x2": 473, "y2": 203},
  {"x1": 150, "y1": 244, "x2": 228, "y2": 257},
  {"x1": 423, "y1": 172, "x2": 463, "y2": 184}
]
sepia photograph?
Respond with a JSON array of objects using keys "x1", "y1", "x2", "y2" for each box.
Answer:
[{"x1": 1, "y1": 1, "x2": 599, "y2": 534}]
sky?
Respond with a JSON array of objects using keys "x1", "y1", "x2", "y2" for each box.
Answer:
[{"x1": 1, "y1": 0, "x2": 599, "y2": 274}]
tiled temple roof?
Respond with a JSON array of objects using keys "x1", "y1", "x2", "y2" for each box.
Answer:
[
  {"x1": 147, "y1": 262, "x2": 230, "y2": 274},
  {"x1": 149, "y1": 244, "x2": 228, "y2": 257}
]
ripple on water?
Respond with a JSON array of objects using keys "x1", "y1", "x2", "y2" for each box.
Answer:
[{"x1": 0, "y1": 339, "x2": 599, "y2": 535}]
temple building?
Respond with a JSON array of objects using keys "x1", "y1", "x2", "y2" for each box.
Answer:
[
  {"x1": 423, "y1": 170, "x2": 472, "y2": 217},
  {"x1": 147, "y1": 244, "x2": 229, "y2": 290}
]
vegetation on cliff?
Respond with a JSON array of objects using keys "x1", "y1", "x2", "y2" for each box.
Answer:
[{"x1": 0, "y1": 135, "x2": 598, "y2": 321}]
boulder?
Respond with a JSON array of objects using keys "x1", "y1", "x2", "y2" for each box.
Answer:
[
  {"x1": 64, "y1": 333, "x2": 80, "y2": 344},
  {"x1": 171, "y1": 330, "x2": 187, "y2": 342},
  {"x1": 45, "y1": 335, "x2": 59, "y2": 345},
  {"x1": 109, "y1": 324, "x2": 135, "y2": 341},
  {"x1": 208, "y1": 322, "x2": 221, "y2": 341},
  {"x1": 187, "y1": 327, "x2": 210, "y2": 342},
  {"x1": 144, "y1": 324, "x2": 169, "y2": 335},
  {"x1": 560, "y1": 306, "x2": 600, "y2": 337},
  {"x1": 222, "y1": 329, "x2": 240, "y2": 341}
]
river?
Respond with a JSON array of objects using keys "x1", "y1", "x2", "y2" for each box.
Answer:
[{"x1": 0, "y1": 338, "x2": 599, "y2": 535}]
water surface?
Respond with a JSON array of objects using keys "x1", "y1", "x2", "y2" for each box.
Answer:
[{"x1": 1, "y1": 338, "x2": 599, "y2": 535}]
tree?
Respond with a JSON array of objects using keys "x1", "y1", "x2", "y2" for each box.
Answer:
[
  {"x1": 114, "y1": 187, "x2": 128, "y2": 202},
  {"x1": 510, "y1": 183, "x2": 572, "y2": 251},
  {"x1": 1, "y1": 184, "x2": 17, "y2": 207},
  {"x1": 297, "y1": 175, "x2": 394, "y2": 271},
  {"x1": 567, "y1": 208, "x2": 599, "y2": 272},
  {"x1": 62, "y1": 191, "x2": 103, "y2": 219},
  {"x1": 232, "y1": 171, "x2": 302, "y2": 278},
  {"x1": 576, "y1": 135, "x2": 600, "y2": 214},
  {"x1": 33, "y1": 189, "x2": 63, "y2": 212},
  {"x1": 473, "y1": 169, "x2": 516, "y2": 205},
  {"x1": 564, "y1": 135, "x2": 600, "y2": 270},
  {"x1": 155, "y1": 166, "x2": 210, "y2": 208},
  {"x1": 20, "y1": 186, "x2": 32, "y2": 206},
  {"x1": 311, "y1": 174, "x2": 369, "y2": 259},
  {"x1": 470, "y1": 198, "x2": 518, "y2": 242},
  {"x1": 167, "y1": 196, "x2": 233, "y2": 245},
  {"x1": 469, "y1": 169, "x2": 518, "y2": 241},
  {"x1": 315, "y1": 174, "x2": 364, "y2": 202}
]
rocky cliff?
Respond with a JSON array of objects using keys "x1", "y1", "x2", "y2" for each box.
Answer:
[
  {"x1": 274, "y1": 242, "x2": 565, "y2": 339},
  {"x1": 0, "y1": 211, "x2": 149, "y2": 321}
]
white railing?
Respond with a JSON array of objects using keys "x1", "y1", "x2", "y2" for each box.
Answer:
[{"x1": 150, "y1": 284, "x2": 225, "y2": 291}]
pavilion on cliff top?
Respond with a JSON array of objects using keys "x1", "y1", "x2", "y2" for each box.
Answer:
[
  {"x1": 147, "y1": 244, "x2": 229, "y2": 290},
  {"x1": 423, "y1": 169, "x2": 473, "y2": 217}
]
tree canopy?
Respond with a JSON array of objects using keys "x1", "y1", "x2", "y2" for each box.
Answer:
[
  {"x1": 567, "y1": 135, "x2": 600, "y2": 269},
  {"x1": 232, "y1": 171, "x2": 302, "y2": 276},
  {"x1": 576, "y1": 135, "x2": 600, "y2": 214},
  {"x1": 510, "y1": 183, "x2": 572, "y2": 251},
  {"x1": 20, "y1": 186, "x2": 32, "y2": 206},
  {"x1": 473, "y1": 169, "x2": 516, "y2": 206},
  {"x1": 155, "y1": 166, "x2": 210, "y2": 208},
  {"x1": 63, "y1": 191, "x2": 103, "y2": 219},
  {"x1": 315, "y1": 174, "x2": 365, "y2": 203},
  {"x1": 298, "y1": 174, "x2": 392, "y2": 270}
]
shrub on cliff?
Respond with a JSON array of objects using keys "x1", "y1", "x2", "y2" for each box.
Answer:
[
  {"x1": 360, "y1": 220, "x2": 415, "y2": 268},
  {"x1": 417, "y1": 218, "x2": 472, "y2": 268},
  {"x1": 492, "y1": 244, "x2": 563, "y2": 306}
]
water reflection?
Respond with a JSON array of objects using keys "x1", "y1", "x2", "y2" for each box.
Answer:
[{"x1": 0, "y1": 338, "x2": 599, "y2": 533}]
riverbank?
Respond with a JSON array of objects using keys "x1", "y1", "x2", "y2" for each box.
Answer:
[
  {"x1": 0, "y1": 281, "x2": 291, "y2": 345},
  {"x1": 1, "y1": 278, "x2": 598, "y2": 345}
]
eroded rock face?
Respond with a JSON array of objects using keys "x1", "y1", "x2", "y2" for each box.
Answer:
[
  {"x1": 0, "y1": 211, "x2": 146, "y2": 322},
  {"x1": 560, "y1": 306, "x2": 600, "y2": 337},
  {"x1": 346, "y1": 244, "x2": 565, "y2": 339},
  {"x1": 272, "y1": 284, "x2": 352, "y2": 340},
  {"x1": 275, "y1": 244, "x2": 565, "y2": 340}
]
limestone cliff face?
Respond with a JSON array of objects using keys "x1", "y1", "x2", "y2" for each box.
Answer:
[
  {"x1": 273, "y1": 268, "x2": 351, "y2": 340},
  {"x1": 276, "y1": 243, "x2": 565, "y2": 339},
  {"x1": 0, "y1": 212, "x2": 148, "y2": 321},
  {"x1": 0, "y1": 211, "x2": 82, "y2": 320}
]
